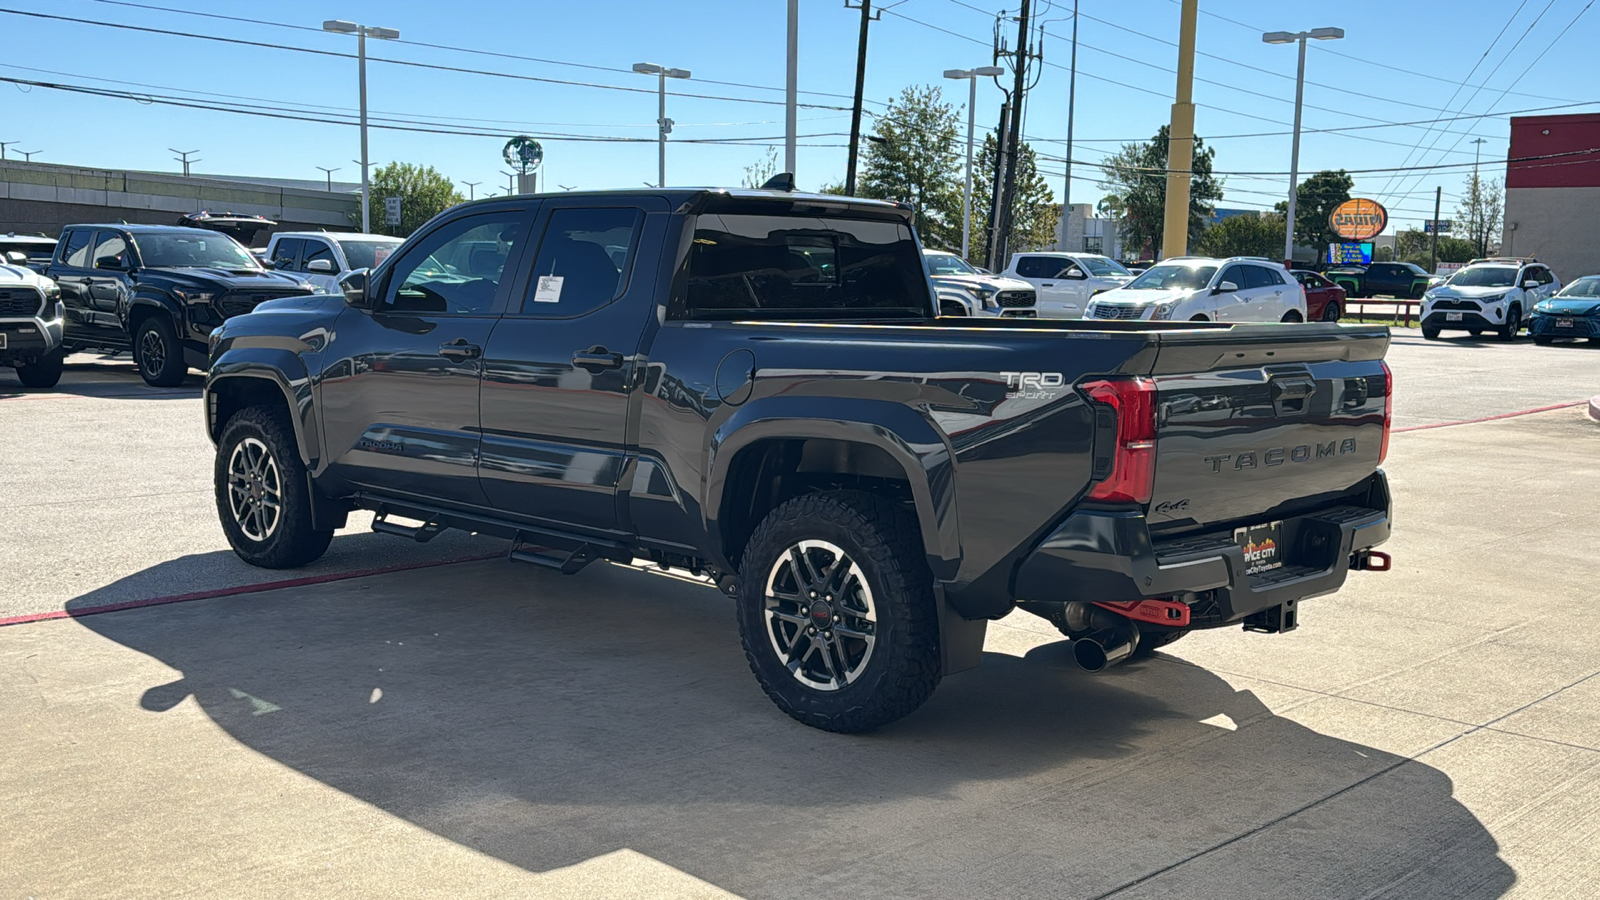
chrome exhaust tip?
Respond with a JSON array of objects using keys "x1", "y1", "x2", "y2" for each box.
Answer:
[{"x1": 1072, "y1": 621, "x2": 1141, "y2": 673}]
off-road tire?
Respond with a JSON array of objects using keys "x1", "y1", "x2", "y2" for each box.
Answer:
[
  {"x1": 1498, "y1": 305, "x2": 1521, "y2": 342},
  {"x1": 214, "y1": 406, "x2": 334, "y2": 569},
  {"x1": 135, "y1": 314, "x2": 187, "y2": 387},
  {"x1": 736, "y1": 490, "x2": 940, "y2": 733},
  {"x1": 15, "y1": 346, "x2": 63, "y2": 388}
]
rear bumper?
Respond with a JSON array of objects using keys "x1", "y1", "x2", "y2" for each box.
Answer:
[{"x1": 1013, "y1": 471, "x2": 1391, "y2": 625}]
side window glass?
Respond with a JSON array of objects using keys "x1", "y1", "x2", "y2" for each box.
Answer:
[
  {"x1": 1538, "y1": 268, "x2": 1554, "y2": 285},
  {"x1": 60, "y1": 230, "x2": 94, "y2": 267},
  {"x1": 271, "y1": 238, "x2": 302, "y2": 270},
  {"x1": 1240, "y1": 266, "x2": 1270, "y2": 289},
  {"x1": 1014, "y1": 256, "x2": 1048, "y2": 278},
  {"x1": 300, "y1": 241, "x2": 336, "y2": 272},
  {"x1": 384, "y1": 214, "x2": 527, "y2": 315},
  {"x1": 1219, "y1": 265, "x2": 1245, "y2": 288},
  {"x1": 91, "y1": 232, "x2": 129, "y2": 268},
  {"x1": 519, "y1": 207, "x2": 642, "y2": 317}
]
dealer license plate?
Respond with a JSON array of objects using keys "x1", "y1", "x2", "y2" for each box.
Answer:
[
  {"x1": 1445, "y1": 312, "x2": 1463, "y2": 321},
  {"x1": 1235, "y1": 521, "x2": 1284, "y2": 576},
  {"x1": 1557, "y1": 318, "x2": 1574, "y2": 328}
]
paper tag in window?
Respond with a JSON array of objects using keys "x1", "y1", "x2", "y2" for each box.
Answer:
[
  {"x1": 372, "y1": 247, "x2": 392, "y2": 267},
  {"x1": 533, "y1": 275, "x2": 564, "y2": 303}
]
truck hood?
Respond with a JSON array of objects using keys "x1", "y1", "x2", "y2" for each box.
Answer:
[
  {"x1": 931, "y1": 273, "x2": 1032, "y2": 293},
  {"x1": 0, "y1": 263, "x2": 56, "y2": 291},
  {"x1": 145, "y1": 267, "x2": 316, "y2": 293}
]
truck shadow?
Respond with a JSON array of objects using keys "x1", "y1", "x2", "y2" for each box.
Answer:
[{"x1": 67, "y1": 557, "x2": 1514, "y2": 899}]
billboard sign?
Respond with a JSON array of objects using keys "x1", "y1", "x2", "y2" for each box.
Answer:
[
  {"x1": 1327, "y1": 242, "x2": 1374, "y2": 265},
  {"x1": 1329, "y1": 198, "x2": 1388, "y2": 241}
]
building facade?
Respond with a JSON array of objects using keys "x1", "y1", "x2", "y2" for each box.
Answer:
[{"x1": 1501, "y1": 113, "x2": 1600, "y2": 280}]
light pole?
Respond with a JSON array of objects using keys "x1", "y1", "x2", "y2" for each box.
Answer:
[
  {"x1": 944, "y1": 66, "x2": 1006, "y2": 260},
  {"x1": 323, "y1": 19, "x2": 400, "y2": 233},
  {"x1": 316, "y1": 166, "x2": 340, "y2": 191},
  {"x1": 1264, "y1": 26, "x2": 1344, "y2": 266},
  {"x1": 170, "y1": 148, "x2": 199, "y2": 176},
  {"x1": 501, "y1": 171, "x2": 516, "y2": 194},
  {"x1": 18, "y1": 150, "x2": 40, "y2": 162},
  {"x1": 462, "y1": 180, "x2": 481, "y2": 201},
  {"x1": 633, "y1": 62, "x2": 691, "y2": 188},
  {"x1": 0, "y1": 141, "x2": 18, "y2": 161}
]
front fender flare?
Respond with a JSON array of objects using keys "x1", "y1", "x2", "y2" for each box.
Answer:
[
  {"x1": 124, "y1": 291, "x2": 182, "y2": 333},
  {"x1": 205, "y1": 348, "x2": 318, "y2": 467}
]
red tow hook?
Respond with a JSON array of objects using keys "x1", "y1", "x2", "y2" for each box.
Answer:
[
  {"x1": 1352, "y1": 550, "x2": 1392, "y2": 572},
  {"x1": 1093, "y1": 598, "x2": 1191, "y2": 628}
]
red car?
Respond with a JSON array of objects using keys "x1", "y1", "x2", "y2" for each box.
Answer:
[{"x1": 1292, "y1": 270, "x2": 1347, "y2": 322}]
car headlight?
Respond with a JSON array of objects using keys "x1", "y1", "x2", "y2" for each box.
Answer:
[
  {"x1": 1480, "y1": 292, "x2": 1507, "y2": 305},
  {"x1": 1151, "y1": 300, "x2": 1178, "y2": 320},
  {"x1": 173, "y1": 290, "x2": 216, "y2": 304},
  {"x1": 968, "y1": 287, "x2": 997, "y2": 308}
]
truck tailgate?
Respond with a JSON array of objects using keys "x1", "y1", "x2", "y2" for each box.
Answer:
[{"x1": 1144, "y1": 324, "x2": 1390, "y2": 533}]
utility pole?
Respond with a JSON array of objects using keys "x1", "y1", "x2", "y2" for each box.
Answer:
[
  {"x1": 316, "y1": 166, "x2": 340, "y2": 191},
  {"x1": 844, "y1": 0, "x2": 880, "y2": 196},
  {"x1": 1061, "y1": 0, "x2": 1079, "y2": 252},
  {"x1": 170, "y1": 148, "x2": 199, "y2": 176},
  {"x1": 993, "y1": 0, "x2": 1033, "y2": 270},
  {"x1": 1160, "y1": 0, "x2": 1198, "y2": 259},
  {"x1": 1429, "y1": 186, "x2": 1442, "y2": 275},
  {"x1": 0, "y1": 141, "x2": 17, "y2": 161},
  {"x1": 462, "y1": 181, "x2": 481, "y2": 201},
  {"x1": 1470, "y1": 137, "x2": 1487, "y2": 255},
  {"x1": 786, "y1": 0, "x2": 799, "y2": 177},
  {"x1": 986, "y1": 100, "x2": 1012, "y2": 269}
]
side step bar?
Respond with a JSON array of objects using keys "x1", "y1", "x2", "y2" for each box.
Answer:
[
  {"x1": 371, "y1": 511, "x2": 445, "y2": 542},
  {"x1": 509, "y1": 543, "x2": 598, "y2": 575}
]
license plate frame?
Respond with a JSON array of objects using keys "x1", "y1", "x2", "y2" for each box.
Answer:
[
  {"x1": 1235, "y1": 520, "x2": 1284, "y2": 576},
  {"x1": 1445, "y1": 312, "x2": 1463, "y2": 322},
  {"x1": 1556, "y1": 317, "x2": 1574, "y2": 329}
]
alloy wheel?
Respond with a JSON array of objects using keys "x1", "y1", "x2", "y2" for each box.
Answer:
[
  {"x1": 226, "y1": 437, "x2": 283, "y2": 541},
  {"x1": 139, "y1": 329, "x2": 166, "y2": 379},
  {"x1": 763, "y1": 539, "x2": 877, "y2": 691}
]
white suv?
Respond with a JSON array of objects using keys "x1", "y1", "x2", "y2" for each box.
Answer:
[
  {"x1": 1420, "y1": 257, "x2": 1560, "y2": 341},
  {"x1": 1003, "y1": 252, "x2": 1134, "y2": 318},
  {"x1": 262, "y1": 231, "x2": 403, "y2": 294},
  {"x1": 1084, "y1": 257, "x2": 1309, "y2": 323}
]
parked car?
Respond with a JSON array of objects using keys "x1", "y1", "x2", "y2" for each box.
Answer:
[
  {"x1": 1291, "y1": 269, "x2": 1347, "y2": 322},
  {"x1": 1326, "y1": 262, "x2": 1431, "y2": 299},
  {"x1": 0, "y1": 257, "x2": 64, "y2": 387},
  {"x1": 922, "y1": 249, "x2": 1035, "y2": 317},
  {"x1": 203, "y1": 187, "x2": 1393, "y2": 733},
  {"x1": 1002, "y1": 251, "x2": 1134, "y2": 318},
  {"x1": 264, "y1": 231, "x2": 404, "y2": 294},
  {"x1": 1085, "y1": 256, "x2": 1309, "y2": 322},
  {"x1": 0, "y1": 233, "x2": 58, "y2": 273},
  {"x1": 1419, "y1": 257, "x2": 1560, "y2": 341},
  {"x1": 44, "y1": 224, "x2": 316, "y2": 386},
  {"x1": 1529, "y1": 274, "x2": 1600, "y2": 345}
]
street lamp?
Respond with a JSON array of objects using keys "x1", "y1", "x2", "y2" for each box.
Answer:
[
  {"x1": 1264, "y1": 26, "x2": 1344, "y2": 266},
  {"x1": 944, "y1": 66, "x2": 1005, "y2": 260},
  {"x1": 633, "y1": 62, "x2": 691, "y2": 188},
  {"x1": 323, "y1": 19, "x2": 401, "y2": 233},
  {"x1": 462, "y1": 180, "x2": 481, "y2": 201},
  {"x1": 316, "y1": 166, "x2": 341, "y2": 191}
]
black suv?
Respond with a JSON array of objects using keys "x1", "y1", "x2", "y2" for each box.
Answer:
[{"x1": 45, "y1": 224, "x2": 316, "y2": 385}]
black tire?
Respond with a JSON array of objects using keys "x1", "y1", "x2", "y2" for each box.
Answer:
[
  {"x1": 1280, "y1": 310, "x2": 1303, "y2": 323},
  {"x1": 1498, "y1": 305, "x2": 1521, "y2": 342},
  {"x1": 736, "y1": 490, "x2": 940, "y2": 733},
  {"x1": 15, "y1": 346, "x2": 64, "y2": 388},
  {"x1": 1422, "y1": 325, "x2": 1441, "y2": 340},
  {"x1": 939, "y1": 301, "x2": 967, "y2": 317},
  {"x1": 134, "y1": 315, "x2": 187, "y2": 387},
  {"x1": 1321, "y1": 302, "x2": 1340, "y2": 323},
  {"x1": 1189, "y1": 314, "x2": 1209, "y2": 322},
  {"x1": 214, "y1": 406, "x2": 334, "y2": 569},
  {"x1": 1534, "y1": 335, "x2": 1553, "y2": 346},
  {"x1": 1468, "y1": 328, "x2": 1483, "y2": 336}
]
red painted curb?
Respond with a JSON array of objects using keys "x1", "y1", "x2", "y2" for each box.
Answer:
[
  {"x1": 0, "y1": 552, "x2": 501, "y2": 628},
  {"x1": 1393, "y1": 400, "x2": 1587, "y2": 433}
]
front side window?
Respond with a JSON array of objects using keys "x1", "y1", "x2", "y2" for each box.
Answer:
[
  {"x1": 300, "y1": 240, "x2": 336, "y2": 272},
  {"x1": 1080, "y1": 256, "x2": 1129, "y2": 277},
  {"x1": 91, "y1": 232, "x2": 130, "y2": 268},
  {"x1": 1219, "y1": 265, "x2": 1247, "y2": 288},
  {"x1": 60, "y1": 230, "x2": 94, "y2": 268},
  {"x1": 680, "y1": 213, "x2": 928, "y2": 320},
  {"x1": 385, "y1": 213, "x2": 526, "y2": 315},
  {"x1": 271, "y1": 238, "x2": 302, "y2": 270},
  {"x1": 135, "y1": 233, "x2": 259, "y2": 269},
  {"x1": 519, "y1": 207, "x2": 642, "y2": 317}
]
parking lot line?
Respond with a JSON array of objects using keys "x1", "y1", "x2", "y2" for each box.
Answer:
[{"x1": 1393, "y1": 399, "x2": 1586, "y2": 433}]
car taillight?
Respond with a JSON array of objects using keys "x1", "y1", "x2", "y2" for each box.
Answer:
[
  {"x1": 1379, "y1": 360, "x2": 1393, "y2": 464},
  {"x1": 1082, "y1": 376, "x2": 1158, "y2": 505}
]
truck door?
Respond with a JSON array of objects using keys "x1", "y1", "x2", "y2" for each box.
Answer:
[
  {"x1": 49, "y1": 229, "x2": 98, "y2": 343},
  {"x1": 1214, "y1": 264, "x2": 1251, "y2": 322},
  {"x1": 84, "y1": 230, "x2": 135, "y2": 344},
  {"x1": 477, "y1": 201, "x2": 660, "y2": 535},
  {"x1": 317, "y1": 207, "x2": 534, "y2": 506}
]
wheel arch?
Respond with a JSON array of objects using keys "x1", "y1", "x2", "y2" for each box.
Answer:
[
  {"x1": 205, "y1": 354, "x2": 319, "y2": 467},
  {"x1": 125, "y1": 291, "x2": 182, "y2": 334}
]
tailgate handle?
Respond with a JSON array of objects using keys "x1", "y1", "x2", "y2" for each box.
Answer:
[{"x1": 1270, "y1": 375, "x2": 1316, "y2": 415}]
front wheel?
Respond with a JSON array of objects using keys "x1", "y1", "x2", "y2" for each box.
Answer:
[
  {"x1": 1321, "y1": 302, "x2": 1341, "y2": 323},
  {"x1": 1498, "y1": 306, "x2": 1522, "y2": 342},
  {"x1": 135, "y1": 315, "x2": 187, "y2": 387},
  {"x1": 15, "y1": 346, "x2": 64, "y2": 388},
  {"x1": 214, "y1": 406, "x2": 334, "y2": 569},
  {"x1": 939, "y1": 301, "x2": 967, "y2": 317},
  {"x1": 1534, "y1": 335, "x2": 1553, "y2": 346},
  {"x1": 1189, "y1": 314, "x2": 1209, "y2": 322},
  {"x1": 1422, "y1": 325, "x2": 1441, "y2": 340},
  {"x1": 736, "y1": 490, "x2": 940, "y2": 733},
  {"x1": 1280, "y1": 310, "x2": 1303, "y2": 323}
]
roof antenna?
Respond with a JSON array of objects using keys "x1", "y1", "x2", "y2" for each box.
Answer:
[{"x1": 761, "y1": 172, "x2": 796, "y2": 192}]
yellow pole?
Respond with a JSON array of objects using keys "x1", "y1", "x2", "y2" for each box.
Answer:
[{"x1": 1161, "y1": 0, "x2": 1198, "y2": 259}]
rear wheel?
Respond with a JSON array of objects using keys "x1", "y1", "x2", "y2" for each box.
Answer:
[
  {"x1": 1498, "y1": 305, "x2": 1522, "y2": 342},
  {"x1": 214, "y1": 406, "x2": 334, "y2": 569},
  {"x1": 15, "y1": 346, "x2": 64, "y2": 388},
  {"x1": 736, "y1": 490, "x2": 940, "y2": 733},
  {"x1": 1280, "y1": 310, "x2": 1303, "y2": 323},
  {"x1": 1321, "y1": 302, "x2": 1340, "y2": 323},
  {"x1": 135, "y1": 315, "x2": 187, "y2": 387}
]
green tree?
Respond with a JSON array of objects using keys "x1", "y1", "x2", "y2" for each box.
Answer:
[
  {"x1": 1098, "y1": 125, "x2": 1222, "y2": 258},
  {"x1": 856, "y1": 84, "x2": 964, "y2": 251},
  {"x1": 1197, "y1": 212, "x2": 1286, "y2": 259},
  {"x1": 1273, "y1": 169, "x2": 1353, "y2": 249},
  {"x1": 1394, "y1": 230, "x2": 1476, "y2": 268},
  {"x1": 1454, "y1": 174, "x2": 1504, "y2": 257},
  {"x1": 368, "y1": 162, "x2": 465, "y2": 237},
  {"x1": 742, "y1": 146, "x2": 780, "y2": 189},
  {"x1": 969, "y1": 133, "x2": 1062, "y2": 266}
]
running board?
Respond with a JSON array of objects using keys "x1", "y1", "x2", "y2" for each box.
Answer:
[
  {"x1": 510, "y1": 543, "x2": 597, "y2": 575},
  {"x1": 371, "y1": 511, "x2": 445, "y2": 542}
]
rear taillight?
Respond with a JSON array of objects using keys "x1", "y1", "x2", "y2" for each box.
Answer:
[
  {"x1": 1379, "y1": 361, "x2": 1393, "y2": 464},
  {"x1": 1082, "y1": 377, "x2": 1158, "y2": 505}
]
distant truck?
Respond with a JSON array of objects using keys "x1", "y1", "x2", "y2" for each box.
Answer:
[
  {"x1": 0, "y1": 257, "x2": 64, "y2": 387},
  {"x1": 1326, "y1": 262, "x2": 1431, "y2": 299},
  {"x1": 263, "y1": 231, "x2": 404, "y2": 294}
]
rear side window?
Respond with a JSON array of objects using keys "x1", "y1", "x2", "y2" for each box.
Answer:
[
  {"x1": 59, "y1": 230, "x2": 93, "y2": 267},
  {"x1": 518, "y1": 207, "x2": 643, "y2": 317},
  {"x1": 271, "y1": 238, "x2": 302, "y2": 270},
  {"x1": 1241, "y1": 266, "x2": 1275, "y2": 289},
  {"x1": 680, "y1": 214, "x2": 929, "y2": 320},
  {"x1": 1015, "y1": 256, "x2": 1071, "y2": 278}
]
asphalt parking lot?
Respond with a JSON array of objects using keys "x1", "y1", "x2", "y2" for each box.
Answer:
[{"x1": 3, "y1": 330, "x2": 1598, "y2": 898}]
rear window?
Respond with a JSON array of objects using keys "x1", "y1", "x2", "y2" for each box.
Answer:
[{"x1": 678, "y1": 214, "x2": 928, "y2": 320}]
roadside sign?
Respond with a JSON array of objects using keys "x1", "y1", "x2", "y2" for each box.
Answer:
[
  {"x1": 384, "y1": 196, "x2": 401, "y2": 226},
  {"x1": 1327, "y1": 242, "x2": 1373, "y2": 265},
  {"x1": 1329, "y1": 199, "x2": 1388, "y2": 241},
  {"x1": 1423, "y1": 219, "x2": 1453, "y2": 234},
  {"x1": 503, "y1": 136, "x2": 544, "y2": 173}
]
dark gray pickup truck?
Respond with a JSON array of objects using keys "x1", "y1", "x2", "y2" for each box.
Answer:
[{"x1": 204, "y1": 187, "x2": 1393, "y2": 732}]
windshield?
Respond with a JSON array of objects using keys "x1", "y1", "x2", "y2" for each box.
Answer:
[
  {"x1": 923, "y1": 253, "x2": 978, "y2": 276},
  {"x1": 134, "y1": 233, "x2": 260, "y2": 269},
  {"x1": 1447, "y1": 266, "x2": 1517, "y2": 288},
  {"x1": 1080, "y1": 257, "x2": 1131, "y2": 277},
  {"x1": 338, "y1": 239, "x2": 401, "y2": 271},
  {"x1": 1555, "y1": 278, "x2": 1600, "y2": 299},
  {"x1": 1124, "y1": 263, "x2": 1218, "y2": 291}
]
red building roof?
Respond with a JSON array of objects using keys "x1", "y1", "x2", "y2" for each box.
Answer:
[{"x1": 1507, "y1": 113, "x2": 1600, "y2": 189}]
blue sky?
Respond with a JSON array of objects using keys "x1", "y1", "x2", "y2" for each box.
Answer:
[{"x1": 2, "y1": 0, "x2": 1594, "y2": 231}]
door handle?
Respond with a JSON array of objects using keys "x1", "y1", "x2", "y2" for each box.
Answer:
[
  {"x1": 573, "y1": 346, "x2": 623, "y2": 371},
  {"x1": 438, "y1": 339, "x2": 481, "y2": 360},
  {"x1": 1041, "y1": 282, "x2": 1055, "y2": 287}
]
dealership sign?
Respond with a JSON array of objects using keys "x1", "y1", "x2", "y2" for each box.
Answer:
[
  {"x1": 1327, "y1": 242, "x2": 1373, "y2": 265},
  {"x1": 1329, "y1": 198, "x2": 1388, "y2": 241}
]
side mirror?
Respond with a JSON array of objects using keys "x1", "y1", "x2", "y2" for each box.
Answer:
[
  {"x1": 95, "y1": 255, "x2": 126, "y2": 271},
  {"x1": 307, "y1": 259, "x2": 335, "y2": 274},
  {"x1": 1523, "y1": 279, "x2": 1540, "y2": 288},
  {"x1": 1214, "y1": 280, "x2": 1239, "y2": 294},
  {"x1": 1062, "y1": 267, "x2": 1087, "y2": 280},
  {"x1": 4, "y1": 250, "x2": 26, "y2": 265},
  {"x1": 339, "y1": 268, "x2": 373, "y2": 308}
]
